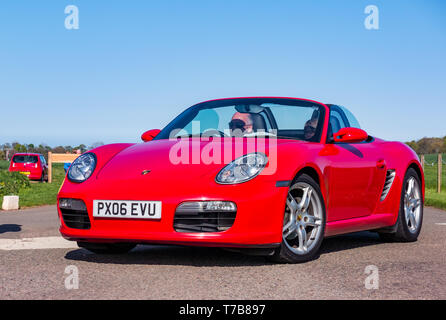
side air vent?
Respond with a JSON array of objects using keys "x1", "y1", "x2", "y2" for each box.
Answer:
[{"x1": 380, "y1": 170, "x2": 396, "y2": 201}]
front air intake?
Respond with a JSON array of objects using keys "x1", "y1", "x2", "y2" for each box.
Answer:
[
  {"x1": 380, "y1": 170, "x2": 396, "y2": 201},
  {"x1": 59, "y1": 198, "x2": 91, "y2": 229},
  {"x1": 173, "y1": 201, "x2": 237, "y2": 233}
]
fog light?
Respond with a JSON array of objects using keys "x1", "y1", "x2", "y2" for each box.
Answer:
[
  {"x1": 177, "y1": 201, "x2": 237, "y2": 213},
  {"x1": 59, "y1": 198, "x2": 71, "y2": 209},
  {"x1": 58, "y1": 198, "x2": 87, "y2": 211}
]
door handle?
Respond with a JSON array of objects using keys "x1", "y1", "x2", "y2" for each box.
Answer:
[{"x1": 376, "y1": 159, "x2": 386, "y2": 169}]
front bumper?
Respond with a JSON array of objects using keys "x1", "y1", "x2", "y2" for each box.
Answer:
[{"x1": 58, "y1": 179, "x2": 287, "y2": 248}]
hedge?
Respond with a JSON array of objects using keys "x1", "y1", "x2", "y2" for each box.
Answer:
[{"x1": 0, "y1": 171, "x2": 30, "y2": 197}]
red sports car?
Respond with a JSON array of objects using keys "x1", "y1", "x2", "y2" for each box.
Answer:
[{"x1": 57, "y1": 97, "x2": 424, "y2": 263}]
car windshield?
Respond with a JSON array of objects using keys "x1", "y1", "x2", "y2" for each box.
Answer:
[
  {"x1": 13, "y1": 155, "x2": 38, "y2": 163},
  {"x1": 155, "y1": 98, "x2": 326, "y2": 142}
]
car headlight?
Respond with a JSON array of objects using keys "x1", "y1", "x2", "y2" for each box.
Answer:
[
  {"x1": 216, "y1": 153, "x2": 268, "y2": 184},
  {"x1": 67, "y1": 153, "x2": 97, "y2": 183}
]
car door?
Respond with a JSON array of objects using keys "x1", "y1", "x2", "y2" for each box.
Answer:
[
  {"x1": 40, "y1": 155, "x2": 48, "y2": 177},
  {"x1": 322, "y1": 106, "x2": 387, "y2": 222}
]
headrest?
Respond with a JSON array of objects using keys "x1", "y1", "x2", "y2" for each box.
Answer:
[
  {"x1": 235, "y1": 104, "x2": 265, "y2": 114},
  {"x1": 250, "y1": 113, "x2": 267, "y2": 131}
]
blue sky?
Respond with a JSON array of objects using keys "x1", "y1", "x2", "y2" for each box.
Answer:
[{"x1": 0, "y1": 0, "x2": 445, "y2": 146}]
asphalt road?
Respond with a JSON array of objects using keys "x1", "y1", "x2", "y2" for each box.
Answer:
[{"x1": 0, "y1": 205, "x2": 445, "y2": 300}]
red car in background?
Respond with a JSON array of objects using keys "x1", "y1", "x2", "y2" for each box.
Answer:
[
  {"x1": 57, "y1": 97, "x2": 424, "y2": 263},
  {"x1": 9, "y1": 153, "x2": 48, "y2": 182}
]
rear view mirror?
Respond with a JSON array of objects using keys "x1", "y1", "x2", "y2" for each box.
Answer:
[
  {"x1": 141, "y1": 129, "x2": 161, "y2": 142},
  {"x1": 333, "y1": 127, "x2": 368, "y2": 143}
]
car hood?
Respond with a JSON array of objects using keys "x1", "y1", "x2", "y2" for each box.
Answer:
[{"x1": 96, "y1": 138, "x2": 296, "y2": 183}]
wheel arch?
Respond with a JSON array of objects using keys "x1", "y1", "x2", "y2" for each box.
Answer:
[
  {"x1": 407, "y1": 160, "x2": 425, "y2": 200},
  {"x1": 294, "y1": 166, "x2": 320, "y2": 185},
  {"x1": 291, "y1": 165, "x2": 327, "y2": 203}
]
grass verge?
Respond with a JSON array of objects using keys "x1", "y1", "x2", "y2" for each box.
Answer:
[
  {"x1": 0, "y1": 160, "x2": 9, "y2": 170},
  {"x1": 16, "y1": 164, "x2": 65, "y2": 208},
  {"x1": 425, "y1": 189, "x2": 446, "y2": 211}
]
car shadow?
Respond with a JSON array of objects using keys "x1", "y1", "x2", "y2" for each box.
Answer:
[
  {"x1": 64, "y1": 231, "x2": 383, "y2": 266},
  {"x1": 65, "y1": 245, "x2": 271, "y2": 267},
  {"x1": 319, "y1": 231, "x2": 381, "y2": 254},
  {"x1": 0, "y1": 224, "x2": 22, "y2": 234},
  {"x1": 339, "y1": 144, "x2": 364, "y2": 158}
]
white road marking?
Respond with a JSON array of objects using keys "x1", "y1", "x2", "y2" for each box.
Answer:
[
  {"x1": 435, "y1": 223, "x2": 446, "y2": 226},
  {"x1": 0, "y1": 236, "x2": 78, "y2": 251}
]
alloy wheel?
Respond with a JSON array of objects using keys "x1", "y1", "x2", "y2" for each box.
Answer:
[
  {"x1": 404, "y1": 176, "x2": 422, "y2": 233},
  {"x1": 282, "y1": 182, "x2": 324, "y2": 255}
]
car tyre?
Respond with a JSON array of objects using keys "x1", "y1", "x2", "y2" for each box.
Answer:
[
  {"x1": 77, "y1": 242, "x2": 136, "y2": 254},
  {"x1": 269, "y1": 173, "x2": 326, "y2": 263},
  {"x1": 378, "y1": 168, "x2": 423, "y2": 242}
]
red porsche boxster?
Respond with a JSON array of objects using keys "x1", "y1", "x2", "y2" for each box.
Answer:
[{"x1": 57, "y1": 97, "x2": 424, "y2": 263}]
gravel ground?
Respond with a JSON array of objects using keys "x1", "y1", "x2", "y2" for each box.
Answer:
[{"x1": 0, "y1": 205, "x2": 445, "y2": 299}]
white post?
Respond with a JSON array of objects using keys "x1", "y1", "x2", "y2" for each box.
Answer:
[{"x1": 2, "y1": 196, "x2": 20, "y2": 211}]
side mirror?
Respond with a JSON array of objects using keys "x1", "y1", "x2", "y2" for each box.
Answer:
[
  {"x1": 333, "y1": 127, "x2": 368, "y2": 143},
  {"x1": 141, "y1": 129, "x2": 161, "y2": 142}
]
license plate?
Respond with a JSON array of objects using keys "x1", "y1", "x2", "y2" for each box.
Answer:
[
  {"x1": 20, "y1": 172, "x2": 30, "y2": 176},
  {"x1": 93, "y1": 200, "x2": 161, "y2": 219}
]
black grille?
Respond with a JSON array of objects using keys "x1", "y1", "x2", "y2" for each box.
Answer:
[
  {"x1": 173, "y1": 211, "x2": 237, "y2": 233},
  {"x1": 60, "y1": 199, "x2": 91, "y2": 229}
]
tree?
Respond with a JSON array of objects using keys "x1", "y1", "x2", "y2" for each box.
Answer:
[
  {"x1": 12, "y1": 142, "x2": 27, "y2": 153},
  {"x1": 406, "y1": 140, "x2": 418, "y2": 152},
  {"x1": 53, "y1": 146, "x2": 66, "y2": 154},
  {"x1": 406, "y1": 137, "x2": 445, "y2": 154},
  {"x1": 74, "y1": 144, "x2": 87, "y2": 153},
  {"x1": 89, "y1": 142, "x2": 104, "y2": 150}
]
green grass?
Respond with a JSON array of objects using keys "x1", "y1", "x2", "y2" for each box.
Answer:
[
  {"x1": 421, "y1": 154, "x2": 446, "y2": 210},
  {"x1": 423, "y1": 154, "x2": 446, "y2": 190},
  {"x1": 1, "y1": 160, "x2": 66, "y2": 208},
  {"x1": 425, "y1": 189, "x2": 446, "y2": 211},
  {"x1": 17, "y1": 163, "x2": 65, "y2": 208},
  {"x1": 0, "y1": 160, "x2": 9, "y2": 170}
]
